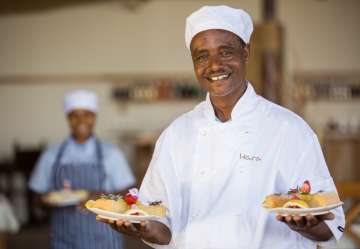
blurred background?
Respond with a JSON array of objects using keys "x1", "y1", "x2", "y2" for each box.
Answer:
[{"x1": 0, "y1": 0, "x2": 359, "y2": 248}]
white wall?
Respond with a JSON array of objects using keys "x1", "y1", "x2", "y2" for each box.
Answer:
[
  {"x1": 0, "y1": 0, "x2": 359, "y2": 158},
  {"x1": 279, "y1": 0, "x2": 360, "y2": 73},
  {"x1": 0, "y1": 0, "x2": 260, "y2": 75},
  {"x1": 0, "y1": 81, "x2": 199, "y2": 156},
  {"x1": 0, "y1": 0, "x2": 261, "y2": 157},
  {"x1": 278, "y1": 0, "x2": 360, "y2": 132}
]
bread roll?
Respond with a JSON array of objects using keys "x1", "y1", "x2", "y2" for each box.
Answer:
[
  {"x1": 136, "y1": 201, "x2": 167, "y2": 217},
  {"x1": 86, "y1": 198, "x2": 129, "y2": 213},
  {"x1": 262, "y1": 194, "x2": 289, "y2": 208},
  {"x1": 282, "y1": 199, "x2": 309, "y2": 208},
  {"x1": 308, "y1": 192, "x2": 340, "y2": 208}
]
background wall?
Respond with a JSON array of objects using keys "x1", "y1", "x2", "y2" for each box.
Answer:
[
  {"x1": 278, "y1": 0, "x2": 360, "y2": 73},
  {"x1": 277, "y1": 0, "x2": 360, "y2": 131},
  {"x1": 0, "y1": 0, "x2": 260, "y2": 75},
  {"x1": 0, "y1": 0, "x2": 359, "y2": 157}
]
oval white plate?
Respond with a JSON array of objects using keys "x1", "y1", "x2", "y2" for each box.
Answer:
[
  {"x1": 48, "y1": 197, "x2": 83, "y2": 207},
  {"x1": 88, "y1": 208, "x2": 163, "y2": 223},
  {"x1": 45, "y1": 191, "x2": 88, "y2": 207},
  {"x1": 265, "y1": 202, "x2": 344, "y2": 216}
]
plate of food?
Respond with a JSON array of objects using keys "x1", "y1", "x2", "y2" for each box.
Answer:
[
  {"x1": 85, "y1": 188, "x2": 167, "y2": 223},
  {"x1": 262, "y1": 180, "x2": 343, "y2": 216},
  {"x1": 45, "y1": 189, "x2": 89, "y2": 207}
]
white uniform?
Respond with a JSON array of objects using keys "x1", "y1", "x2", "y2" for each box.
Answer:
[{"x1": 140, "y1": 83, "x2": 345, "y2": 249}]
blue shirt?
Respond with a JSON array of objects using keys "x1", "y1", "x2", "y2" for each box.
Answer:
[{"x1": 29, "y1": 136, "x2": 136, "y2": 193}]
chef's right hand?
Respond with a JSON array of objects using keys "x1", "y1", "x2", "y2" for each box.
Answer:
[
  {"x1": 96, "y1": 217, "x2": 171, "y2": 245},
  {"x1": 96, "y1": 217, "x2": 152, "y2": 237}
]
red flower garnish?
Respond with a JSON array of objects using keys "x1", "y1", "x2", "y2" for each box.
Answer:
[
  {"x1": 300, "y1": 180, "x2": 311, "y2": 193},
  {"x1": 124, "y1": 193, "x2": 138, "y2": 205}
]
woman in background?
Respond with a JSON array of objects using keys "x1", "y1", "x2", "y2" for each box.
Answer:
[{"x1": 29, "y1": 89, "x2": 135, "y2": 249}]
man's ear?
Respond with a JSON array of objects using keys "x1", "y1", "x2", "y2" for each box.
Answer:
[{"x1": 243, "y1": 44, "x2": 251, "y2": 63}]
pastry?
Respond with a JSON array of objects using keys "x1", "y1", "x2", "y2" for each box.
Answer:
[
  {"x1": 47, "y1": 189, "x2": 88, "y2": 203},
  {"x1": 262, "y1": 194, "x2": 289, "y2": 208},
  {"x1": 282, "y1": 199, "x2": 309, "y2": 208},
  {"x1": 85, "y1": 188, "x2": 167, "y2": 217},
  {"x1": 262, "y1": 180, "x2": 341, "y2": 209},
  {"x1": 86, "y1": 195, "x2": 129, "y2": 213},
  {"x1": 136, "y1": 201, "x2": 167, "y2": 217},
  {"x1": 308, "y1": 192, "x2": 340, "y2": 208}
]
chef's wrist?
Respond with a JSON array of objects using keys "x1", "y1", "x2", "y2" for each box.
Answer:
[
  {"x1": 139, "y1": 223, "x2": 161, "y2": 241},
  {"x1": 296, "y1": 221, "x2": 333, "y2": 242},
  {"x1": 141, "y1": 221, "x2": 171, "y2": 245}
]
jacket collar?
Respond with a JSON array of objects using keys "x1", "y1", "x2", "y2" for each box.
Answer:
[{"x1": 203, "y1": 81, "x2": 259, "y2": 123}]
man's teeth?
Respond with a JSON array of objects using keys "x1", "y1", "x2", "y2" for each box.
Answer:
[{"x1": 210, "y1": 75, "x2": 229, "y2": 81}]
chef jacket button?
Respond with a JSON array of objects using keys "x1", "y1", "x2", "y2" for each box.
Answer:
[
  {"x1": 200, "y1": 129, "x2": 207, "y2": 136},
  {"x1": 191, "y1": 213, "x2": 198, "y2": 219}
]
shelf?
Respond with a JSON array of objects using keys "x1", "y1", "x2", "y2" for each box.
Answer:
[{"x1": 294, "y1": 72, "x2": 360, "y2": 102}]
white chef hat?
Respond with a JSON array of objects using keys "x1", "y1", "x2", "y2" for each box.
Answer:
[
  {"x1": 185, "y1": 5, "x2": 253, "y2": 50},
  {"x1": 63, "y1": 89, "x2": 98, "y2": 114}
]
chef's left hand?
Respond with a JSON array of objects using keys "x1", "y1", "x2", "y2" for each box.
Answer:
[{"x1": 276, "y1": 212, "x2": 334, "y2": 231}]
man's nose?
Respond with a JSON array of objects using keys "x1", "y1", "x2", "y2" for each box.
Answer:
[{"x1": 208, "y1": 55, "x2": 223, "y2": 71}]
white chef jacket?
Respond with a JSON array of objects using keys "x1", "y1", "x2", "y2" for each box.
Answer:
[{"x1": 139, "y1": 83, "x2": 345, "y2": 249}]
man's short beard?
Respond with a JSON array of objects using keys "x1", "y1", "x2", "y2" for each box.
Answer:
[{"x1": 208, "y1": 80, "x2": 245, "y2": 97}]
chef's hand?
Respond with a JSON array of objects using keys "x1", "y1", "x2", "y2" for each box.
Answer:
[
  {"x1": 96, "y1": 217, "x2": 171, "y2": 245},
  {"x1": 276, "y1": 213, "x2": 335, "y2": 241},
  {"x1": 97, "y1": 218, "x2": 152, "y2": 237},
  {"x1": 39, "y1": 194, "x2": 58, "y2": 208}
]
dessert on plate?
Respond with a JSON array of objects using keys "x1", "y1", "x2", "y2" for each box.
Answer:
[
  {"x1": 262, "y1": 180, "x2": 341, "y2": 209},
  {"x1": 85, "y1": 188, "x2": 166, "y2": 217},
  {"x1": 46, "y1": 189, "x2": 89, "y2": 204},
  {"x1": 85, "y1": 194, "x2": 129, "y2": 213}
]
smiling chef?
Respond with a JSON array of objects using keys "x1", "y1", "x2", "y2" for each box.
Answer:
[{"x1": 99, "y1": 5, "x2": 345, "y2": 249}]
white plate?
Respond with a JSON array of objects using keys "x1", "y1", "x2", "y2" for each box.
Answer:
[
  {"x1": 45, "y1": 191, "x2": 88, "y2": 207},
  {"x1": 88, "y1": 208, "x2": 162, "y2": 223},
  {"x1": 265, "y1": 202, "x2": 344, "y2": 216},
  {"x1": 48, "y1": 197, "x2": 83, "y2": 207}
]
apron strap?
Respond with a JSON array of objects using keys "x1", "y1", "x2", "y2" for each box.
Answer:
[
  {"x1": 52, "y1": 141, "x2": 68, "y2": 190},
  {"x1": 51, "y1": 137, "x2": 106, "y2": 191},
  {"x1": 95, "y1": 138, "x2": 106, "y2": 189}
]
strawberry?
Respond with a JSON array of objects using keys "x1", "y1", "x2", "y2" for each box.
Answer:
[
  {"x1": 123, "y1": 193, "x2": 138, "y2": 205},
  {"x1": 299, "y1": 180, "x2": 311, "y2": 193}
]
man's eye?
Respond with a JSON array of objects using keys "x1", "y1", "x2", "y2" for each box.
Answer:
[
  {"x1": 220, "y1": 51, "x2": 232, "y2": 57},
  {"x1": 196, "y1": 54, "x2": 207, "y2": 62}
]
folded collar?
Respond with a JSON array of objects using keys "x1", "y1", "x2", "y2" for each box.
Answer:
[{"x1": 203, "y1": 81, "x2": 259, "y2": 123}]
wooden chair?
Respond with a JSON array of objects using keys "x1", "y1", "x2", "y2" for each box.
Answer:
[{"x1": 336, "y1": 181, "x2": 360, "y2": 247}]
